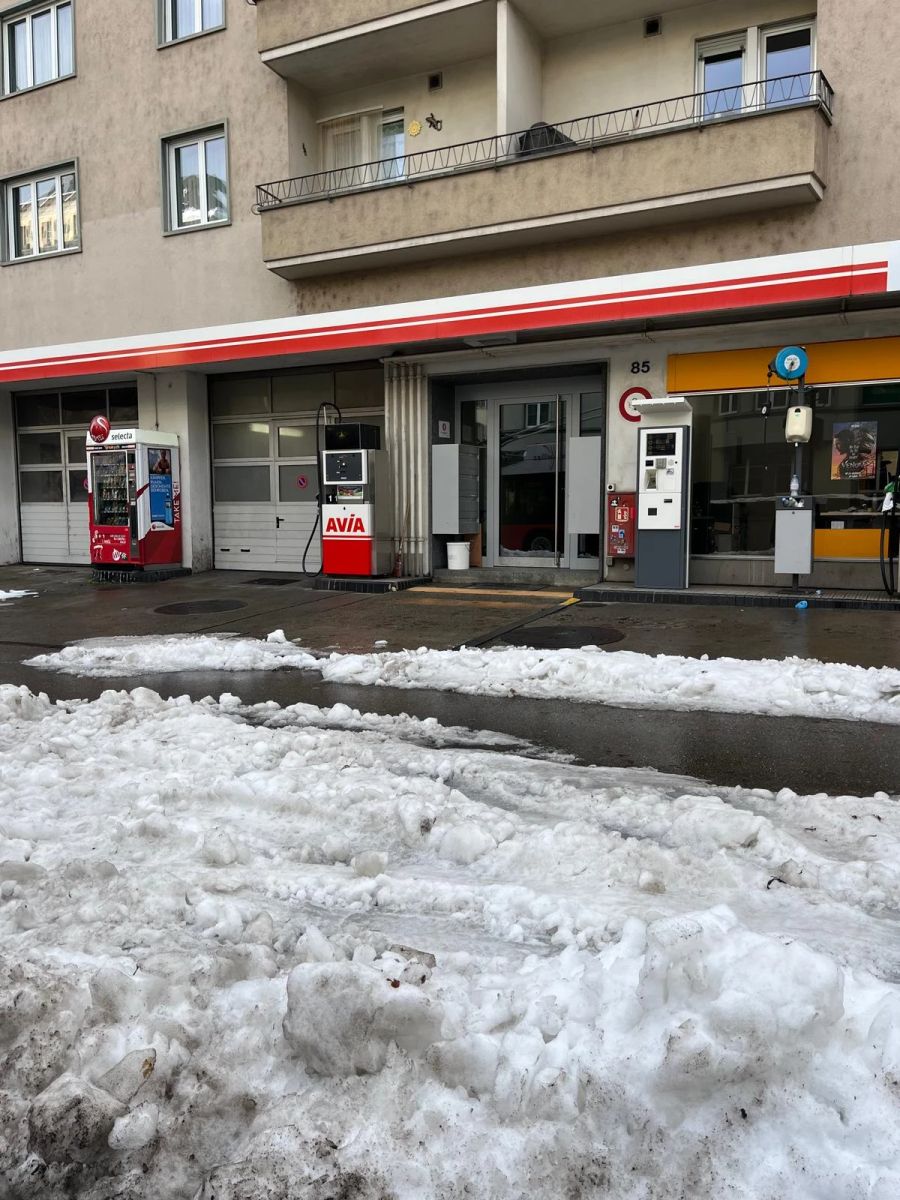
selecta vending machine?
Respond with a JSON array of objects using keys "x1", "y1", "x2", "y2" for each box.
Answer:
[{"x1": 86, "y1": 416, "x2": 182, "y2": 571}]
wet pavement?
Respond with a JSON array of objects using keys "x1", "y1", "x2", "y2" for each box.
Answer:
[{"x1": 1, "y1": 564, "x2": 898, "y2": 795}]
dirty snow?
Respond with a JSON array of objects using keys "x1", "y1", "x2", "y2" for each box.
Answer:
[
  {"x1": 2, "y1": 683, "x2": 900, "y2": 1198},
  {"x1": 25, "y1": 632, "x2": 900, "y2": 724},
  {"x1": 0, "y1": 588, "x2": 37, "y2": 602}
]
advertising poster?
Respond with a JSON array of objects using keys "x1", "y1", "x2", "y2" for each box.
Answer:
[
  {"x1": 831, "y1": 421, "x2": 877, "y2": 481},
  {"x1": 148, "y1": 448, "x2": 174, "y2": 528}
]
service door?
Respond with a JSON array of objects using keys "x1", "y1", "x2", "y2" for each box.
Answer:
[{"x1": 274, "y1": 421, "x2": 320, "y2": 571}]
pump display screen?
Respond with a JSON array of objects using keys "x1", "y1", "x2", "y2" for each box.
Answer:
[
  {"x1": 323, "y1": 451, "x2": 364, "y2": 484},
  {"x1": 646, "y1": 432, "x2": 677, "y2": 457}
]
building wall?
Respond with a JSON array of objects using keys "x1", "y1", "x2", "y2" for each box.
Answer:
[
  {"x1": 285, "y1": 0, "x2": 896, "y2": 313},
  {"x1": 0, "y1": 0, "x2": 296, "y2": 352}
]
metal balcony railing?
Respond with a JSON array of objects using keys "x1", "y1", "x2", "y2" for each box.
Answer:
[{"x1": 255, "y1": 71, "x2": 834, "y2": 210}]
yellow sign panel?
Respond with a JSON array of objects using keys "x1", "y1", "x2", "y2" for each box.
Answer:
[{"x1": 668, "y1": 336, "x2": 900, "y2": 394}]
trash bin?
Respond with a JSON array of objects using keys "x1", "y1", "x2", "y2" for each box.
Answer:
[{"x1": 446, "y1": 542, "x2": 470, "y2": 570}]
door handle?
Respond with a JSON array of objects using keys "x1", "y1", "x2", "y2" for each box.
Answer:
[{"x1": 275, "y1": 516, "x2": 284, "y2": 528}]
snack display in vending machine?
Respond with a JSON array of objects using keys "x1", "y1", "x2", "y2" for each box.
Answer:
[{"x1": 85, "y1": 418, "x2": 182, "y2": 571}]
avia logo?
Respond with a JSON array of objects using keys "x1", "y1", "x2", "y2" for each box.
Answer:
[{"x1": 325, "y1": 516, "x2": 367, "y2": 534}]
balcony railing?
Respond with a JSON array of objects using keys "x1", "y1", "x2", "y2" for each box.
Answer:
[{"x1": 255, "y1": 71, "x2": 834, "y2": 210}]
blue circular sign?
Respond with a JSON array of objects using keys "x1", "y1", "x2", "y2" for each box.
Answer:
[{"x1": 773, "y1": 346, "x2": 808, "y2": 381}]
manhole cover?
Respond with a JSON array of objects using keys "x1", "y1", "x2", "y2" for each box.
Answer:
[
  {"x1": 501, "y1": 625, "x2": 624, "y2": 649},
  {"x1": 154, "y1": 599, "x2": 248, "y2": 615}
]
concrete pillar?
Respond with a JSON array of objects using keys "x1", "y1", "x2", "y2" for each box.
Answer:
[
  {"x1": 0, "y1": 390, "x2": 20, "y2": 565},
  {"x1": 497, "y1": 0, "x2": 543, "y2": 136},
  {"x1": 137, "y1": 371, "x2": 213, "y2": 572},
  {"x1": 385, "y1": 361, "x2": 430, "y2": 577}
]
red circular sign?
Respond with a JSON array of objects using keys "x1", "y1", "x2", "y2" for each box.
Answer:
[
  {"x1": 89, "y1": 414, "x2": 111, "y2": 443},
  {"x1": 296, "y1": 475, "x2": 308, "y2": 490},
  {"x1": 618, "y1": 386, "x2": 651, "y2": 423}
]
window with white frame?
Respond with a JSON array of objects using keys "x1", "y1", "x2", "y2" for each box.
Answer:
[
  {"x1": 320, "y1": 108, "x2": 405, "y2": 184},
  {"x1": 163, "y1": 127, "x2": 228, "y2": 231},
  {"x1": 3, "y1": 1, "x2": 74, "y2": 95},
  {"x1": 697, "y1": 18, "x2": 815, "y2": 116},
  {"x1": 4, "y1": 165, "x2": 79, "y2": 260},
  {"x1": 161, "y1": 0, "x2": 224, "y2": 44}
]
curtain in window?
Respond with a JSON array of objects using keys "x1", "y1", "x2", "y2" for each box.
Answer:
[{"x1": 321, "y1": 112, "x2": 381, "y2": 184}]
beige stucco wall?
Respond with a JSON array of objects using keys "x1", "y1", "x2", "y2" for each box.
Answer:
[
  {"x1": 287, "y1": 0, "x2": 897, "y2": 313},
  {"x1": 0, "y1": 0, "x2": 295, "y2": 352}
]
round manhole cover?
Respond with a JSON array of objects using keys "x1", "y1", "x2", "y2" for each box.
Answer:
[
  {"x1": 154, "y1": 599, "x2": 248, "y2": 615},
  {"x1": 502, "y1": 625, "x2": 624, "y2": 649}
]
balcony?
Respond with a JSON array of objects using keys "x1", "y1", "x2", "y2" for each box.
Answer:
[
  {"x1": 256, "y1": 73, "x2": 833, "y2": 280},
  {"x1": 257, "y1": 0, "x2": 496, "y2": 91}
]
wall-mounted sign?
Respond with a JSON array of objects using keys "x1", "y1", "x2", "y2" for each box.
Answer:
[
  {"x1": 296, "y1": 475, "x2": 309, "y2": 490},
  {"x1": 618, "y1": 386, "x2": 651, "y2": 423},
  {"x1": 437, "y1": 419, "x2": 451, "y2": 439}
]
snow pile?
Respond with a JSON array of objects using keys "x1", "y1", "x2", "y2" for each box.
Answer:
[
  {"x1": 2, "y1": 683, "x2": 900, "y2": 1198},
  {"x1": 26, "y1": 632, "x2": 900, "y2": 724},
  {"x1": 0, "y1": 588, "x2": 37, "y2": 601}
]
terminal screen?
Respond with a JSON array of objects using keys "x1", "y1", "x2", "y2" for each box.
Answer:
[{"x1": 646, "y1": 432, "x2": 677, "y2": 457}]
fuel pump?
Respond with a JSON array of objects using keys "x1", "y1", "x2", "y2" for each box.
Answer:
[
  {"x1": 880, "y1": 459, "x2": 899, "y2": 597},
  {"x1": 320, "y1": 424, "x2": 393, "y2": 577}
]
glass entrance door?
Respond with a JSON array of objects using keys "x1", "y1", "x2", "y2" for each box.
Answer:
[{"x1": 496, "y1": 395, "x2": 567, "y2": 567}]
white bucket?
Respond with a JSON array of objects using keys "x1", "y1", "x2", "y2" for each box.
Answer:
[{"x1": 446, "y1": 542, "x2": 470, "y2": 570}]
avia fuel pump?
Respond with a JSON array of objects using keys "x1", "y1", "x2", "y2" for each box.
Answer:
[
  {"x1": 86, "y1": 417, "x2": 182, "y2": 573},
  {"x1": 320, "y1": 423, "x2": 393, "y2": 577}
]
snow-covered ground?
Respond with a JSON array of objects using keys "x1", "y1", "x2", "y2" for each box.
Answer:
[
  {"x1": 2, "y1": 683, "x2": 900, "y2": 1198},
  {"x1": 0, "y1": 588, "x2": 37, "y2": 602},
  {"x1": 26, "y1": 631, "x2": 900, "y2": 724}
]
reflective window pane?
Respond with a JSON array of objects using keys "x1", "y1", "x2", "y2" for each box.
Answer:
[
  {"x1": 277, "y1": 424, "x2": 316, "y2": 459},
  {"x1": 498, "y1": 399, "x2": 565, "y2": 559},
  {"x1": 62, "y1": 390, "x2": 105, "y2": 424},
  {"x1": 12, "y1": 184, "x2": 34, "y2": 257},
  {"x1": 68, "y1": 469, "x2": 89, "y2": 501},
  {"x1": 60, "y1": 172, "x2": 78, "y2": 248},
  {"x1": 272, "y1": 373, "x2": 334, "y2": 413},
  {"x1": 214, "y1": 465, "x2": 271, "y2": 502},
  {"x1": 66, "y1": 435, "x2": 87, "y2": 464},
  {"x1": 335, "y1": 368, "x2": 384, "y2": 409},
  {"x1": 7, "y1": 20, "x2": 28, "y2": 92},
  {"x1": 19, "y1": 471, "x2": 63, "y2": 502},
  {"x1": 109, "y1": 387, "x2": 139, "y2": 423},
  {"x1": 579, "y1": 391, "x2": 605, "y2": 436},
  {"x1": 31, "y1": 10, "x2": 53, "y2": 85},
  {"x1": 204, "y1": 136, "x2": 228, "y2": 222},
  {"x1": 703, "y1": 49, "x2": 744, "y2": 116},
  {"x1": 16, "y1": 393, "x2": 59, "y2": 426},
  {"x1": 766, "y1": 28, "x2": 813, "y2": 107},
  {"x1": 278, "y1": 464, "x2": 319, "y2": 503},
  {"x1": 19, "y1": 431, "x2": 62, "y2": 465},
  {"x1": 202, "y1": 0, "x2": 224, "y2": 29},
  {"x1": 174, "y1": 142, "x2": 201, "y2": 226},
  {"x1": 36, "y1": 177, "x2": 59, "y2": 254},
  {"x1": 173, "y1": 0, "x2": 199, "y2": 39},
  {"x1": 57, "y1": 3, "x2": 73, "y2": 76},
  {"x1": 213, "y1": 421, "x2": 271, "y2": 459},
  {"x1": 210, "y1": 378, "x2": 271, "y2": 417}
]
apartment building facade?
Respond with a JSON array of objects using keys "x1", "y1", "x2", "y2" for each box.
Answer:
[{"x1": 1, "y1": 0, "x2": 898, "y2": 586}]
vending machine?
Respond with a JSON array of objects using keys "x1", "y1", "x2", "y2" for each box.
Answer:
[
  {"x1": 86, "y1": 417, "x2": 182, "y2": 570},
  {"x1": 320, "y1": 423, "x2": 392, "y2": 577}
]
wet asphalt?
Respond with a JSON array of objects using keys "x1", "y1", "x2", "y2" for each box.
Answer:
[{"x1": 1, "y1": 565, "x2": 898, "y2": 796}]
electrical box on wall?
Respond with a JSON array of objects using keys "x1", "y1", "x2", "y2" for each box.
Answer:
[{"x1": 432, "y1": 444, "x2": 480, "y2": 535}]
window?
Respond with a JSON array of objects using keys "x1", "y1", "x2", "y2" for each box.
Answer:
[
  {"x1": 320, "y1": 108, "x2": 405, "y2": 185},
  {"x1": 161, "y1": 0, "x2": 224, "y2": 44},
  {"x1": 697, "y1": 20, "x2": 816, "y2": 116},
  {"x1": 4, "y1": 165, "x2": 79, "y2": 261},
  {"x1": 163, "y1": 127, "x2": 228, "y2": 231},
  {"x1": 525, "y1": 402, "x2": 553, "y2": 428},
  {"x1": 698, "y1": 35, "x2": 746, "y2": 117},
  {"x1": 3, "y1": 1, "x2": 74, "y2": 95},
  {"x1": 764, "y1": 24, "x2": 814, "y2": 107}
]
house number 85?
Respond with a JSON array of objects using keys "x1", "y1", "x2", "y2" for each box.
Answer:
[{"x1": 630, "y1": 361, "x2": 651, "y2": 374}]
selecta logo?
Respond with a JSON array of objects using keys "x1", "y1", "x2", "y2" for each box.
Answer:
[{"x1": 325, "y1": 515, "x2": 366, "y2": 534}]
